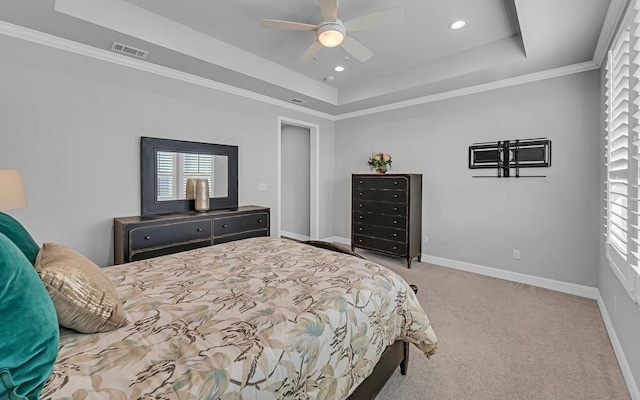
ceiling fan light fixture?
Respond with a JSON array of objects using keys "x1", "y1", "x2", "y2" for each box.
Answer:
[{"x1": 317, "y1": 21, "x2": 346, "y2": 47}]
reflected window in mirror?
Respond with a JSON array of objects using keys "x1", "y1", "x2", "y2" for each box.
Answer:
[{"x1": 156, "y1": 152, "x2": 229, "y2": 201}]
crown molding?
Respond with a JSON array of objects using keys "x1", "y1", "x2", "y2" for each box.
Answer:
[
  {"x1": 0, "y1": 20, "x2": 335, "y2": 121},
  {"x1": 0, "y1": 20, "x2": 602, "y2": 122},
  {"x1": 334, "y1": 61, "x2": 599, "y2": 120},
  {"x1": 594, "y1": 0, "x2": 629, "y2": 67}
]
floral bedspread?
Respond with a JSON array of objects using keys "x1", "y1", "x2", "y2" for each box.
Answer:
[{"x1": 43, "y1": 237, "x2": 437, "y2": 400}]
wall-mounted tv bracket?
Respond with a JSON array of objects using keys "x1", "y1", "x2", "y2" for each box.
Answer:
[{"x1": 469, "y1": 138, "x2": 551, "y2": 178}]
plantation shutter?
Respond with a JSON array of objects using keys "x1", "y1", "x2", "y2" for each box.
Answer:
[
  {"x1": 181, "y1": 154, "x2": 213, "y2": 197},
  {"x1": 605, "y1": 0, "x2": 640, "y2": 304},
  {"x1": 156, "y1": 151, "x2": 175, "y2": 200}
]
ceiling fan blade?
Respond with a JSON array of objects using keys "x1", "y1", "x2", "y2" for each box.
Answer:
[
  {"x1": 318, "y1": 0, "x2": 338, "y2": 21},
  {"x1": 298, "y1": 41, "x2": 323, "y2": 64},
  {"x1": 344, "y1": 7, "x2": 404, "y2": 32},
  {"x1": 340, "y1": 36, "x2": 373, "y2": 62},
  {"x1": 260, "y1": 19, "x2": 317, "y2": 31}
]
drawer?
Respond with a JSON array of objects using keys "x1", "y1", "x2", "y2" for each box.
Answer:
[
  {"x1": 353, "y1": 189, "x2": 407, "y2": 203},
  {"x1": 213, "y1": 229, "x2": 268, "y2": 245},
  {"x1": 353, "y1": 234, "x2": 407, "y2": 256},
  {"x1": 130, "y1": 219, "x2": 212, "y2": 250},
  {"x1": 352, "y1": 223, "x2": 406, "y2": 242},
  {"x1": 353, "y1": 211, "x2": 406, "y2": 228},
  {"x1": 353, "y1": 200, "x2": 407, "y2": 216},
  {"x1": 214, "y1": 212, "x2": 269, "y2": 236},
  {"x1": 131, "y1": 240, "x2": 211, "y2": 262},
  {"x1": 353, "y1": 176, "x2": 408, "y2": 190}
]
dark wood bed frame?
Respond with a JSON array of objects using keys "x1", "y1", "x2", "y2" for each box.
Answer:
[{"x1": 302, "y1": 241, "x2": 412, "y2": 400}]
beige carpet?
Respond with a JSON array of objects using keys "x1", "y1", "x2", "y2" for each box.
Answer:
[{"x1": 354, "y1": 250, "x2": 630, "y2": 400}]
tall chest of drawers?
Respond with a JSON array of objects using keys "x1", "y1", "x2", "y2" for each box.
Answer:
[{"x1": 351, "y1": 174, "x2": 422, "y2": 267}]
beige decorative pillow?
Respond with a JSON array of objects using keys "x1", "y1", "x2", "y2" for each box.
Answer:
[{"x1": 35, "y1": 243, "x2": 128, "y2": 333}]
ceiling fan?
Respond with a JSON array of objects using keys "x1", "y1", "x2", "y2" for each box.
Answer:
[{"x1": 260, "y1": 0, "x2": 404, "y2": 64}]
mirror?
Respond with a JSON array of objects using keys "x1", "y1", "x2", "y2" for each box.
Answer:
[{"x1": 141, "y1": 137, "x2": 238, "y2": 216}]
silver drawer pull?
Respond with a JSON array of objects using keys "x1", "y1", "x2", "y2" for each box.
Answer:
[
  {"x1": 197, "y1": 228, "x2": 203, "y2": 232},
  {"x1": 359, "y1": 180, "x2": 363, "y2": 184},
  {"x1": 359, "y1": 227, "x2": 363, "y2": 231},
  {"x1": 393, "y1": 233, "x2": 397, "y2": 237},
  {"x1": 144, "y1": 236, "x2": 151, "y2": 240},
  {"x1": 359, "y1": 216, "x2": 363, "y2": 219},
  {"x1": 393, "y1": 220, "x2": 398, "y2": 224},
  {"x1": 393, "y1": 207, "x2": 398, "y2": 211},
  {"x1": 394, "y1": 181, "x2": 398, "y2": 185},
  {"x1": 393, "y1": 246, "x2": 397, "y2": 250},
  {"x1": 223, "y1": 224, "x2": 228, "y2": 228},
  {"x1": 359, "y1": 239, "x2": 363, "y2": 243},
  {"x1": 258, "y1": 219, "x2": 263, "y2": 223},
  {"x1": 359, "y1": 192, "x2": 363, "y2": 196},
  {"x1": 394, "y1": 194, "x2": 398, "y2": 198},
  {"x1": 359, "y1": 204, "x2": 363, "y2": 207}
]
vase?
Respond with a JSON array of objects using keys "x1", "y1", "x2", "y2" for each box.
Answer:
[
  {"x1": 185, "y1": 178, "x2": 197, "y2": 200},
  {"x1": 194, "y1": 179, "x2": 209, "y2": 212},
  {"x1": 376, "y1": 167, "x2": 387, "y2": 174}
]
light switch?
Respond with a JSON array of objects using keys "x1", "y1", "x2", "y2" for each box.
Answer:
[{"x1": 258, "y1": 183, "x2": 268, "y2": 191}]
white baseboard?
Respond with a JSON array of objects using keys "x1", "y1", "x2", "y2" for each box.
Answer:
[
  {"x1": 421, "y1": 254, "x2": 599, "y2": 299},
  {"x1": 320, "y1": 236, "x2": 351, "y2": 245},
  {"x1": 421, "y1": 254, "x2": 637, "y2": 399},
  {"x1": 280, "y1": 231, "x2": 310, "y2": 241},
  {"x1": 597, "y1": 293, "x2": 640, "y2": 400}
]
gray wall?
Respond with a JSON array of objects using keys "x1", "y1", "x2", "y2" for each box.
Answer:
[
  {"x1": 334, "y1": 70, "x2": 601, "y2": 287},
  {"x1": 281, "y1": 124, "x2": 311, "y2": 237},
  {"x1": 0, "y1": 34, "x2": 335, "y2": 266},
  {"x1": 598, "y1": 66, "x2": 640, "y2": 391},
  {"x1": 2, "y1": 29, "x2": 636, "y2": 393}
]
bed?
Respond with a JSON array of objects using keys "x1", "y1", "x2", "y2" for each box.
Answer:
[{"x1": 41, "y1": 237, "x2": 438, "y2": 399}]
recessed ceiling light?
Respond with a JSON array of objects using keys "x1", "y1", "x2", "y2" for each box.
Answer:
[
  {"x1": 334, "y1": 66, "x2": 345, "y2": 72},
  {"x1": 449, "y1": 20, "x2": 466, "y2": 30}
]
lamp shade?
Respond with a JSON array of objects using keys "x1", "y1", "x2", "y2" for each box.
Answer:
[
  {"x1": 317, "y1": 22, "x2": 345, "y2": 47},
  {"x1": 0, "y1": 170, "x2": 28, "y2": 211}
]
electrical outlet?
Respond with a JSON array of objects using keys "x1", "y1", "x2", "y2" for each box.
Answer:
[
  {"x1": 513, "y1": 250, "x2": 520, "y2": 260},
  {"x1": 258, "y1": 183, "x2": 268, "y2": 191},
  {"x1": 422, "y1": 236, "x2": 428, "y2": 244}
]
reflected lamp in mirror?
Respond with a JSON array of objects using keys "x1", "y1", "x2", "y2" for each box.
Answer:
[
  {"x1": 0, "y1": 170, "x2": 28, "y2": 211},
  {"x1": 141, "y1": 137, "x2": 238, "y2": 216}
]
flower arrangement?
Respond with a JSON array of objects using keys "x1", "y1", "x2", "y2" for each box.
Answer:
[{"x1": 367, "y1": 152, "x2": 392, "y2": 174}]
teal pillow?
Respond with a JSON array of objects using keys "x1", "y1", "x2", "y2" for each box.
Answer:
[
  {"x1": 0, "y1": 233, "x2": 59, "y2": 400},
  {"x1": 0, "y1": 213, "x2": 39, "y2": 265}
]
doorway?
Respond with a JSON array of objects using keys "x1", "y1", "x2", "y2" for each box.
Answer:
[{"x1": 277, "y1": 117, "x2": 319, "y2": 240}]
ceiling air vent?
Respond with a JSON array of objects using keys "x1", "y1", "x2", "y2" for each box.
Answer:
[
  {"x1": 289, "y1": 98, "x2": 308, "y2": 105},
  {"x1": 110, "y1": 42, "x2": 149, "y2": 59}
]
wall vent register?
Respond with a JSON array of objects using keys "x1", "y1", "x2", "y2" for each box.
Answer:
[{"x1": 110, "y1": 42, "x2": 149, "y2": 59}]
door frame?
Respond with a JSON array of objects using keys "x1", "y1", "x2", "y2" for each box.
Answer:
[{"x1": 277, "y1": 116, "x2": 320, "y2": 240}]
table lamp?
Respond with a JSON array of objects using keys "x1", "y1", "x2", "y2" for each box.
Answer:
[{"x1": 0, "y1": 170, "x2": 28, "y2": 211}]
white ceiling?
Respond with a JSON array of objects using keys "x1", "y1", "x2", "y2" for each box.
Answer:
[{"x1": 0, "y1": 0, "x2": 619, "y2": 116}]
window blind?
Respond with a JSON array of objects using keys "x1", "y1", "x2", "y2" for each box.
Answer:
[
  {"x1": 181, "y1": 154, "x2": 213, "y2": 197},
  {"x1": 156, "y1": 151, "x2": 175, "y2": 200},
  {"x1": 605, "y1": 0, "x2": 640, "y2": 304}
]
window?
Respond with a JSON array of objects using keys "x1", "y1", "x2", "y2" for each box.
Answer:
[
  {"x1": 605, "y1": 0, "x2": 640, "y2": 304},
  {"x1": 156, "y1": 151, "x2": 175, "y2": 201},
  {"x1": 156, "y1": 151, "x2": 214, "y2": 201},
  {"x1": 181, "y1": 154, "x2": 213, "y2": 198}
]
